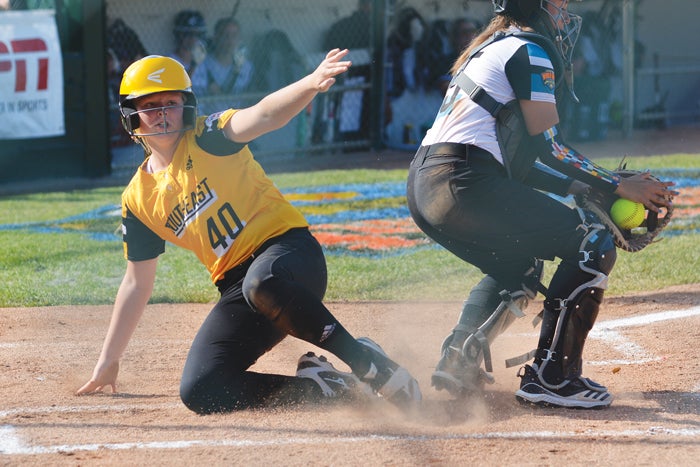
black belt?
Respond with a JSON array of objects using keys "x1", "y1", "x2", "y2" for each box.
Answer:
[
  {"x1": 418, "y1": 143, "x2": 496, "y2": 163},
  {"x1": 425, "y1": 142, "x2": 471, "y2": 159},
  {"x1": 414, "y1": 143, "x2": 504, "y2": 176}
]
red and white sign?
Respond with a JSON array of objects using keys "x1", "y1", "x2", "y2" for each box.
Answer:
[{"x1": 0, "y1": 10, "x2": 64, "y2": 139}]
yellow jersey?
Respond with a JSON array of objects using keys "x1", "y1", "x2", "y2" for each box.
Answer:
[{"x1": 121, "y1": 110, "x2": 309, "y2": 283}]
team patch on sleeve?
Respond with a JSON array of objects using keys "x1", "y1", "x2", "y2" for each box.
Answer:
[
  {"x1": 525, "y1": 43, "x2": 556, "y2": 101},
  {"x1": 530, "y1": 69, "x2": 556, "y2": 100}
]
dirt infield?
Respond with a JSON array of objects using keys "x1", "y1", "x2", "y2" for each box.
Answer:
[{"x1": 1, "y1": 283, "x2": 699, "y2": 465}]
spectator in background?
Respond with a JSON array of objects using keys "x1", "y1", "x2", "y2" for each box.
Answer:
[
  {"x1": 107, "y1": 47, "x2": 131, "y2": 146},
  {"x1": 5, "y1": 0, "x2": 54, "y2": 8},
  {"x1": 319, "y1": 0, "x2": 373, "y2": 143},
  {"x1": 386, "y1": 7, "x2": 428, "y2": 99},
  {"x1": 107, "y1": 17, "x2": 148, "y2": 74},
  {"x1": 169, "y1": 9, "x2": 208, "y2": 76},
  {"x1": 106, "y1": 48, "x2": 121, "y2": 99},
  {"x1": 568, "y1": 11, "x2": 613, "y2": 141},
  {"x1": 191, "y1": 17, "x2": 253, "y2": 115},
  {"x1": 107, "y1": 16, "x2": 148, "y2": 147},
  {"x1": 425, "y1": 18, "x2": 481, "y2": 94},
  {"x1": 248, "y1": 29, "x2": 305, "y2": 93},
  {"x1": 323, "y1": 0, "x2": 371, "y2": 50}
]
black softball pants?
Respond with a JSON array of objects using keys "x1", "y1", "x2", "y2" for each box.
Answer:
[
  {"x1": 406, "y1": 145, "x2": 587, "y2": 291},
  {"x1": 180, "y1": 228, "x2": 355, "y2": 414}
]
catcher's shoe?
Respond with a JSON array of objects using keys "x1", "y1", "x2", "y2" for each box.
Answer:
[
  {"x1": 431, "y1": 345, "x2": 494, "y2": 398},
  {"x1": 356, "y1": 337, "x2": 422, "y2": 410},
  {"x1": 296, "y1": 352, "x2": 373, "y2": 401},
  {"x1": 515, "y1": 364, "x2": 612, "y2": 409}
]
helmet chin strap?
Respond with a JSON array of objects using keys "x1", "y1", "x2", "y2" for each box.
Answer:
[
  {"x1": 127, "y1": 105, "x2": 196, "y2": 161},
  {"x1": 564, "y1": 66, "x2": 579, "y2": 103},
  {"x1": 132, "y1": 126, "x2": 188, "y2": 165},
  {"x1": 132, "y1": 135, "x2": 153, "y2": 158}
]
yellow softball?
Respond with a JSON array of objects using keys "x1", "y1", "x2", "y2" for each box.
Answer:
[{"x1": 610, "y1": 198, "x2": 645, "y2": 229}]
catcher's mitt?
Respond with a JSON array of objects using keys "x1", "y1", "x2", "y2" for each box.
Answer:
[{"x1": 576, "y1": 165, "x2": 674, "y2": 252}]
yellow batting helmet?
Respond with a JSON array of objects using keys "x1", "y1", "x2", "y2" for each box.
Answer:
[{"x1": 118, "y1": 55, "x2": 197, "y2": 135}]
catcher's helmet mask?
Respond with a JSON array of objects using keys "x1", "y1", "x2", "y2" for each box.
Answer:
[
  {"x1": 118, "y1": 55, "x2": 197, "y2": 137},
  {"x1": 493, "y1": 0, "x2": 582, "y2": 66}
]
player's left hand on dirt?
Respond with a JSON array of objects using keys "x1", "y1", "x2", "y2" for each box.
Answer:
[{"x1": 75, "y1": 361, "x2": 119, "y2": 395}]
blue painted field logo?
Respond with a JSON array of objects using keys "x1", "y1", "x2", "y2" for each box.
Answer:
[
  {"x1": 1, "y1": 170, "x2": 698, "y2": 256},
  {"x1": 283, "y1": 182, "x2": 429, "y2": 255}
]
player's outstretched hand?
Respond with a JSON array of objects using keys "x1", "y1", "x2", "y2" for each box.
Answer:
[
  {"x1": 75, "y1": 360, "x2": 119, "y2": 395},
  {"x1": 312, "y1": 48, "x2": 351, "y2": 93}
]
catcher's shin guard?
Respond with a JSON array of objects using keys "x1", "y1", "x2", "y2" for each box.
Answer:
[
  {"x1": 433, "y1": 262, "x2": 543, "y2": 396},
  {"x1": 533, "y1": 208, "x2": 616, "y2": 389}
]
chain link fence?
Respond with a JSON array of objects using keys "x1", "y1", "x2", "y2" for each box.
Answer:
[
  {"x1": 104, "y1": 0, "x2": 497, "y2": 174},
  {"x1": 6, "y1": 1, "x2": 700, "y2": 176},
  {"x1": 108, "y1": 0, "x2": 369, "y2": 172}
]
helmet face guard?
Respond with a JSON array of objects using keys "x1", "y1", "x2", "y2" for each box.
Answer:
[
  {"x1": 540, "y1": 0, "x2": 581, "y2": 66},
  {"x1": 118, "y1": 55, "x2": 197, "y2": 137},
  {"x1": 493, "y1": 0, "x2": 582, "y2": 66},
  {"x1": 121, "y1": 103, "x2": 197, "y2": 136}
]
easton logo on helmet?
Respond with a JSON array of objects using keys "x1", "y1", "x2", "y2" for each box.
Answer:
[{"x1": 147, "y1": 68, "x2": 166, "y2": 84}]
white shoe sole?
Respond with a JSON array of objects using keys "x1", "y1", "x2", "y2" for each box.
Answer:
[
  {"x1": 515, "y1": 385, "x2": 613, "y2": 409},
  {"x1": 357, "y1": 337, "x2": 422, "y2": 404}
]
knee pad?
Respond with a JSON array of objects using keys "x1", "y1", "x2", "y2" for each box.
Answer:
[{"x1": 565, "y1": 208, "x2": 617, "y2": 284}]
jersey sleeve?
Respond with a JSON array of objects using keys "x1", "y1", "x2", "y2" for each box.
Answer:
[
  {"x1": 122, "y1": 205, "x2": 165, "y2": 261},
  {"x1": 504, "y1": 42, "x2": 556, "y2": 103},
  {"x1": 196, "y1": 111, "x2": 247, "y2": 156}
]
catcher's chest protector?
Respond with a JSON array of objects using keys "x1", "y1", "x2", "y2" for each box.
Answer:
[{"x1": 452, "y1": 31, "x2": 564, "y2": 181}]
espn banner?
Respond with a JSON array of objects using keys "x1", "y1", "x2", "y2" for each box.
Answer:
[{"x1": 0, "y1": 10, "x2": 64, "y2": 139}]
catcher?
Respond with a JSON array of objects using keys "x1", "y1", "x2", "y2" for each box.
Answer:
[{"x1": 406, "y1": 0, "x2": 677, "y2": 408}]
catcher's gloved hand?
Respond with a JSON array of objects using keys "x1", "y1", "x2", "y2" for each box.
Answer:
[{"x1": 575, "y1": 167, "x2": 675, "y2": 252}]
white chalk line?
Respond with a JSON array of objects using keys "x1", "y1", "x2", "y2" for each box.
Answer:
[
  {"x1": 512, "y1": 306, "x2": 700, "y2": 365},
  {"x1": 593, "y1": 306, "x2": 700, "y2": 330},
  {"x1": 589, "y1": 305, "x2": 700, "y2": 365},
  {"x1": 0, "y1": 402, "x2": 181, "y2": 419},
  {"x1": 2, "y1": 424, "x2": 700, "y2": 455},
  {"x1": 0, "y1": 339, "x2": 189, "y2": 349},
  {"x1": 2, "y1": 307, "x2": 699, "y2": 456}
]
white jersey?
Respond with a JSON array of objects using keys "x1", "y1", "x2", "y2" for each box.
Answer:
[{"x1": 422, "y1": 29, "x2": 557, "y2": 166}]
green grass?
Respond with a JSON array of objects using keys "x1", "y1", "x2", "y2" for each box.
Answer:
[
  {"x1": 271, "y1": 168, "x2": 408, "y2": 189},
  {"x1": 0, "y1": 155, "x2": 698, "y2": 307},
  {"x1": 0, "y1": 187, "x2": 124, "y2": 224},
  {"x1": 322, "y1": 234, "x2": 700, "y2": 301},
  {"x1": 591, "y1": 154, "x2": 700, "y2": 170}
]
